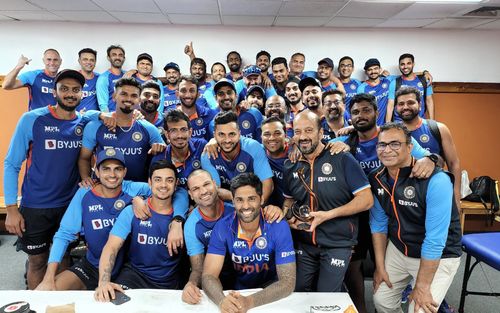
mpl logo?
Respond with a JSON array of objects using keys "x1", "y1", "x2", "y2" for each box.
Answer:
[
  {"x1": 233, "y1": 240, "x2": 247, "y2": 248},
  {"x1": 104, "y1": 133, "x2": 118, "y2": 140},
  {"x1": 330, "y1": 258, "x2": 346, "y2": 267},
  {"x1": 139, "y1": 220, "x2": 152, "y2": 228},
  {"x1": 44, "y1": 126, "x2": 60, "y2": 132},
  {"x1": 203, "y1": 230, "x2": 212, "y2": 238},
  {"x1": 88, "y1": 204, "x2": 104, "y2": 212},
  {"x1": 45, "y1": 139, "x2": 56, "y2": 150}
]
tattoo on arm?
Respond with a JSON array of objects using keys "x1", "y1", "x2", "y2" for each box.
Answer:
[
  {"x1": 188, "y1": 254, "x2": 205, "y2": 287},
  {"x1": 202, "y1": 274, "x2": 225, "y2": 307},
  {"x1": 251, "y1": 262, "x2": 296, "y2": 308},
  {"x1": 100, "y1": 252, "x2": 115, "y2": 283}
]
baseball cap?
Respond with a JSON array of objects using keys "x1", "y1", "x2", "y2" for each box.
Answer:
[
  {"x1": 364, "y1": 58, "x2": 381, "y2": 70},
  {"x1": 243, "y1": 65, "x2": 261, "y2": 77},
  {"x1": 96, "y1": 148, "x2": 126, "y2": 168},
  {"x1": 163, "y1": 62, "x2": 180, "y2": 72},
  {"x1": 214, "y1": 78, "x2": 236, "y2": 93},
  {"x1": 54, "y1": 69, "x2": 85, "y2": 87},
  {"x1": 247, "y1": 85, "x2": 265, "y2": 98},
  {"x1": 299, "y1": 77, "x2": 321, "y2": 92},
  {"x1": 318, "y1": 57, "x2": 334, "y2": 68},
  {"x1": 137, "y1": 53, "x2": 153, "y2": 64}
]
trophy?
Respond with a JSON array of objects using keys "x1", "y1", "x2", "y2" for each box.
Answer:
[{"x1": 286, "y1": 202, "x2": 313, "y2": 230}]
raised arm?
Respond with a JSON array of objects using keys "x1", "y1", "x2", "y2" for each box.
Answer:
[{"x1": 2, "y1": 55, "x2": 31, "y2": 90}]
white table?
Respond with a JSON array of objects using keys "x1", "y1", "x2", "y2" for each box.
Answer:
[{"x1": 0, "y1": 289, "x2": 357, "y2": 312}]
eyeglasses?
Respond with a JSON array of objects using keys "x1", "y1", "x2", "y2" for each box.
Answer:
[
  {"x1": 266, "y1": 104, "x2": 283, "y2": 110},
  {"x1": 376, "y1": 141, "x2": 407, "y2": 151},
  {"x1": 167, "y1": 127, "x2": 190, "y2": 135}
]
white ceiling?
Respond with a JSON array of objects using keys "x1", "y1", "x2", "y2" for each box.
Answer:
[{"x1": 1, "y1": 0, "x2": 500, "y2": 29}]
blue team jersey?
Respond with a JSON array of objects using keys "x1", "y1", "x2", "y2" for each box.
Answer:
[
  {"x1": 197, "y1": 81, "x2": 212, "y2": 98},
  {"x1": 82, "y1": 119, "x2": 164, "y2": 182},
  {"x1": 111, "y1": 201, "x2": 180, "y2": 288},
  {"x1": 331, "y1": 134, "x2": 430, "y2": 176},
  {"x1": 184, "y1": 201, "x2": 235, "y2": 256},
  {"x1": 148, "y1": 111, "x2": 165, "y2": 130},
  {"x1": 203, "y1": 86, "x2": 219, "y2": 109},
  {"x1": 132, "y1": 74, "x2": 165, "y2": 113},
  {"x1": 96, "y1": 69, "x2": 124, "y2": 112},
  {"x1": 410, "y1": 119, "x2": 441, "y2": 155},
  {"x1": 179, "y1": 103, "x2": 217, "y2": 141},
  {"x1": 388, "y1": 76, "x2": 433, "y2": 121},
  {"x1": 342, "y1": 78, "x2": 362, "y2": 120},
  {"x1": 235, "y1": 80, "x2": 277, "y2": 103},
  {"x1": 201, "y1": 136, "x2": 273, "y2": 190},
  {"x1": 207, "y1": 213, "x2": 295, "y2": 290},
  {"x1": 163, "y1": 85, "x2": 180, "y2": 112},
  {"x1": 78, "y1": 73, "x2": 99, "y2": 112},
  {"x1": 321, "y1": 117, "x2": 349, "y2": 141},
  {"x1": 265, "y1": 145, "x2": 289, "y2": 207},
  {"x1": 3, "y1": 106, "x2": 100, "y2": 208},
  {"x1": 18, "y1": 69, "x2": 56, "y2": 110},
  {"x1": 48, "y1": 181, "x2": 150, "y2": 271},
  {"x1": 151, "y1": 138, "x2": 207, "y2": 188},
  {"x1": 209, "y1": 107, "x2": 263, "y2": 142},
  {"x1": 357, "y1": 77, "x2": 393, "y2": 126}
]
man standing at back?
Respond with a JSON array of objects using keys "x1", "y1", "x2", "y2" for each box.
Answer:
[
  {"x1": 77, "y1": 48, "x2": 99, "y2": 112},
  {"x1": 2, "y1": 49, "x2": 62, "y2": 110},
  {"x1": 96, "y1": 45, "x2": 125, "y2": 112}
]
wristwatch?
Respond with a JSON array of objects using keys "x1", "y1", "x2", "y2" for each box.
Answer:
[
  {"x1": 426, "y1": 153, "x2": 439, "y2": 165},
  {"x1": 172, "y1": 215, "x2": 185, "y2": 224}
]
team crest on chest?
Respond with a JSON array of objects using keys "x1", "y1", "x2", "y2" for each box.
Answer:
[
  {"x1": 132, "y1": 131, "x2": 143, "y2": 142},
  {"x1": 420, "y1": 134, "x2": 429, "y2": 143},
  {"x1": 192, "y1": 160, "x2": 201, "y2": 169},
  {"x1": 74, "y1": 125, "x2": 83, "y2": 136},
  {"x1": 382, "y1": 83, "x2": 388, "y2": 89},
  {"x1": 195, "y1": 118, "x2": 204, "y2": 126},
  {"x1": 350, "y1": 84, "x2": 356, "y2": 90},
  {"x1": 114, "y1": 199, "x2": 126, "y2": 210},
  {"x1": 236, "y1": 162, "x2": 247, "y2": 172},
  {"x1": 321, "y1": 163, "x2": 333, "y2": 175},
  {"x1": 241, "y1": 120, "x2": 251, "y2": 129},
  {"x1": 418, "y1": 82, "x2": 423, "y2": 88},
  {"x1": 403, "y1": 186, "x2": 416, "y2": 199},
  {"x1": 255, "y1": 237, "x2": 267, "y2": 249}
]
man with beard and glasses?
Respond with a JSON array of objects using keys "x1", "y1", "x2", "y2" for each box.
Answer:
[
  {"x1": 299, "y1": 77, "x2": 323, "y2": 117},
  {"x1": 256, "y1": 50, "x2": 272, "y2": 78},
  {"x1": 128, "y1": 53, "x2": 165, "y2": 113},
  {"x1": 264, "y1": 96, "x2": 287, "y2": 121},
  {"x1": 3, "y1": 48, "x2": 62, "y2": 111},
  {"x1": 202, "y1": 111, "x2": 273, "y2": 203},
  {"x1": 226, "y1": 51, "x2": 243, "y2": 82},
  {"x1": 96, "y1": 45, "x2": 125, "y2": 112},
  {"x1": 235, "y1": 65, "x2": 276, "y2": 105},
  {"x1": 3, "y1": 70, "x2": 104, "y2": 289},
  {"x1": 388, "y1": 53, "x2": 434, "y2": 122},
  {"x1": 77, "y1": 48, "x2": 99, "y2": 112},
  {"x1": 176, "y1": 75, "x2": 216, "y2": 141},
  {"x1": 162, "y1": 62, "x2": 181, "y2": 112},
  {"x1": 338, "y1": 56, "x2": 362, "y2": 121},
  {"x1": 203, "y1": 173, "x2": 296, "y2": 313},
  {"x1": 321, "y1": 90, "x2": 349, "y2": 141},
  {"x1": 36, "y1": 149, "x2": 151, "y2": 291},
  {"x1": 79, "y1": 78, "x2": 165, "y2": 183},
  {"x1": 139, "y1": 80, "x2": 164, "y2": 130},
  {"x1": 283, "y1": 110, "x2": 373, "y2": 293},
  {"x1": 329, "y1": 93, "x2": 439, "y2": 313}
]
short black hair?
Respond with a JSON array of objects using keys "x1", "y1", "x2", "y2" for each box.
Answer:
[
  {"x1": 211, "y1": 62, "x2": 227, "y2": 74},
  {"x1": 399, "y1": 53, "x2": 415, "y2": 63},
  {"x1": 106, "y1": 45, "x2": 125, "y2": 57},
  {"x1": 271, "y1": 57, "x2": 288, "y2": 69},
  {"x1": 149, "y1": 160, "x2": 178, "y2": 180},
  {"x1": 164, "y1": 109, "x2": 191, "y2": 130},
  {"x1": 191, "y1": 58, "x2": 207, "y2": 71},
  {"x1": 322, "y1": 89, "x2": 345, "y2": 103},
  {"x1": 339, "y1": 56, "x2": 354, "y2": 66},
  {"x1": 261, "y1": 116, "x2": 286, "y2": 132},
  {"x1": 227, "y1": 51, "x2": 241, "y2": 61},
  {"x1": 350, "y1": 93, "x2": 377, "y2": 113},
  {"x1": 214, "y1": 111, "x2": 238, "y2": 128},
  {"x1": 379, "y1": 122, "x2": 412, "y2": 144},
  {"x1": 114, "y1": 77, "x2": 141, "y2": 91},
  {"x1": 141, "y1": 80, "x2": 161, "y2": 94},
  {"x1": 178, "y1": 75, "x2": 199, "y2": 86},
  {"x1": 256, "y1": 50, "x2": 271, "y2": 60},
  {"x1": 395, "y1": 86, "x2": 421, "y2": 104},
  {"x1": 230, "y1": 173, "x2": 263, "y2": 197},
  {"x1": 78, "y1": 48, "x2": 97, "y2": 58}
]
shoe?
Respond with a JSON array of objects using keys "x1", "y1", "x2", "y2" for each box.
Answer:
[{"x1": 401, "y1": 284, "x2": 412, "y2": 304}]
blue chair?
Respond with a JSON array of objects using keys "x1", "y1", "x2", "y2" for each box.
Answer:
[{"x1": 459, "y1": 232, "x2": 500, "y2": 313}]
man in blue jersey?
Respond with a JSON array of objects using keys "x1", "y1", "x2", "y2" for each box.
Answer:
[
  {"x1": 283, "y1": 110, "x2": 373, "y2": 293},
  {"x1": 271, "y1": 57, "x2": 294, "y2": 99},
  {"x1": 289, "y1": 52, "x2": 306, "y2": 77},
  {"x1": 314, "y1": 58, "x2": 346, "y2": 94},
  {"x1": 94, "y1": 161, "x2": 183, "y2": 301},
  {"x1": 77, "y1": 48, "x2": 99, "y2": 112},
  {"x1": 387, "y1": 53, "x2": 435, "y2": 122},
  {"x1": 2, "y1": 49, "x2": 61, "y2": 110},
  {"x1": 370, "y1": 123, "x2": 461, "y2": 313},
  {"x1": 235, "y1": 65, "x2": 277, "y2": 105},
  {"x1": 176, "y1": 75, "x2": 216, "y2": 141},
  {"x1": 211, "y1": 62, "x2": 227, "y2": 83},
  {"x1": 202, "y1": 111, "x2": 274, "y2": 204},
  {"x1": 128, "y1": 53, "x2": 165, "y2": 112},
  {"x1": 284, "y1": 78, "x2": 305, "y2": 134},
  {"x1": 226, "y1": 51, "x2": 243, "y2": 82},
  {"x1": 321, "y1": 90, "x2": 349, "y2": 141},
  {"x1": 256, "y1": 50, "x2": 272, "y2": 77},
  {"x1": 299, "y1": 77, "x2": 323, "y2": 117},
  {"x1": 163, "y1": 62, "x2": 181, "y2": 111},
  {"x1": 79, "y1": 77, "x2": 166, "y2": 183},
  {"x1": 395, "y1": 87, "x2": 461, "y2": 206},
  {"x1": 3, "y1": 69, "x2": 98, "y2": 289},
  {"x1": 264, "y1": 96, "x2": 286, "y2": 120},
  {"x1": 338, "y1": 56, "x2": 362, "y2": 121},
  {"x1": 245, "y1": 85, "x2": 266, "y2": 114},
  {"x1": 36, "y1": 149, "x2": 150, "y2": 291},
  {"x1": 191, "y1": 58, "x2": 211, "y2": 96},
  {"x1": 138, "y1": 80, "x2": 164, "y2": 130},
  {"x1": 96, "y1": 45, "x2": 125, "y2": 112},
  {"x1": 202, "y1": 173, "x2": 296, "y2": 313},
  {"x1": 357, "y1": 58, "x2": 393, "y2": 125}
]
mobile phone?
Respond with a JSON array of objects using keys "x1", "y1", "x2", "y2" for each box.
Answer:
[{"x1": 111, "y1": 291, "x2": 131, "y2": 305}]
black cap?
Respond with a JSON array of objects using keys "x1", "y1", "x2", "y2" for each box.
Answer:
[
  {"x1": 163, "y1": 62, "x2": 180, "y2": 72},
  {"x1": 364, "y1": 58, "x2": 380, "y2": 70},
  {"x1": 54, "y1": 69, "x2": 85, "y2": 87},
  {"x1": 214, "y1": 78, "x2": 236, "y2": 93},
  {"x1": 247, "y1": 85, "x2": 265, "y2": 98},
  {"x1": 299, "y1": 77, "x2": 321, "y2": 92},
  {"x1": 137, "y1": 53, "x2": 153, "y2": 64},
  {"x1": 318, "y1": 57, "x2": 334, "y2": 68}
]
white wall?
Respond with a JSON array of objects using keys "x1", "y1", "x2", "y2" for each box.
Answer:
[{"x1": 1, "y1": 21, "x2": 499, "y2": 83}]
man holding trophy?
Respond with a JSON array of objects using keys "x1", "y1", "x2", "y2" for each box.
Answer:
[{"x1": 283, "y1": 110, "x2": 373, "y2": 292}]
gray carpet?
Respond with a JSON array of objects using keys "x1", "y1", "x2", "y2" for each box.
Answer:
[{"x1": 1, "y1": 234, "x2": 499, "y2": 312}]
